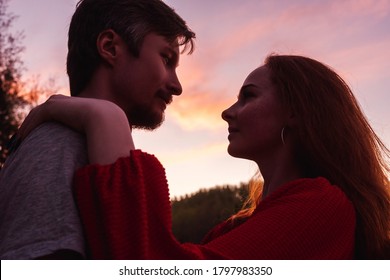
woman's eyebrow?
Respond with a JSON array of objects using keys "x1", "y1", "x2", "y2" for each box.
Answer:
[
  {"x1": 241, "y1": 84, "x2": 258, "y2": 90},
  {"x1": 239, "y1": 84, "x2": 258, "y2": 93}
]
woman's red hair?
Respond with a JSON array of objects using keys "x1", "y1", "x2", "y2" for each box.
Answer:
[{"x1": 233, "y1": 54, "x2": 390, "y2": 259}]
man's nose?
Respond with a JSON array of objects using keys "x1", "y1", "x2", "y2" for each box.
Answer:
[{"x1": 168, "y1": 72, "x2": 182, "y2": 96}]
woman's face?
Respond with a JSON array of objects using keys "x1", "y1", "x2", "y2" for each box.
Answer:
[{"x1": 221, "y1": 65, "x2": 288, "y2": 162}]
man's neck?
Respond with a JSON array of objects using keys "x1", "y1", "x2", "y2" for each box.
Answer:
[{"x1": 78, "y1": 66, "x2": 112, "y2": 101}]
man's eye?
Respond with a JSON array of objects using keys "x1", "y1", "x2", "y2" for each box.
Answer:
[{"x1": 162, "y1": 55, "x2": 170, "y2": 65}]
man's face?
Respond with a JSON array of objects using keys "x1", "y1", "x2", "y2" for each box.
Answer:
[{"x1": 110, "y1": 33, "x2": 182, "y2": 130}]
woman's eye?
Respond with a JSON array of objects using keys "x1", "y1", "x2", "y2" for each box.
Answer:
[{"x1": 240, "y1": 91, "x2": 255, "y2": 100}]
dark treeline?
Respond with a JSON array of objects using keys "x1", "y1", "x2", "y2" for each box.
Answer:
[
  {"x1": 1, "y1": 0, "x2": 55, "y2": 168},
  {"x1": 171, "y1": 183, "x2": 249, "y2": 244}
]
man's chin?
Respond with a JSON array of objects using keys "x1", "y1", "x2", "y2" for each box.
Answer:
[
  {"x1": 132, "y1": 122, "x2": 162, "y2": 131},
  {"x1": 125, "y1": 106, "x2": 166, "y2": 130},
  {"x1": 130, "y1": 114, "x2": 165, "y2": 131}
]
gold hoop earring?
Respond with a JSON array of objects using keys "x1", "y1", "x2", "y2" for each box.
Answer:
[{"x1": 281, "y1": 127, "x2": 286, "y2": 145}]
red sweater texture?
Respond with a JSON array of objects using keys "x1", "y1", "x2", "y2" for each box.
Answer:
[{"x1": 74, "y1": 150, "x2": 356, "y2": 259}]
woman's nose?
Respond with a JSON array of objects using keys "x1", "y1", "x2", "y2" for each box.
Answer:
[{"x1": 221, "y1": 104, "x2": 235, "y2": 122}]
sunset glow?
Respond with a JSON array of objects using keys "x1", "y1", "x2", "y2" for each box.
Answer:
[{"x1": 9, "y1": 0, "x2": 390, "y2": 196}]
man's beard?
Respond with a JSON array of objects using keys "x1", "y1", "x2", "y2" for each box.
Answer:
[{"x1": 127, "y1": 107, "x2": 165, "y2": 131}]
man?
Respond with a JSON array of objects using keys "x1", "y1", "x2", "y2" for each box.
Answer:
[{"x1": 0, "y1": 0, "x2": 195, "y2": 259}]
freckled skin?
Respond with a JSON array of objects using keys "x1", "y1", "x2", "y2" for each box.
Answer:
[{"x1": 222, "y1": 66, "x2": 287, "y2": 162}]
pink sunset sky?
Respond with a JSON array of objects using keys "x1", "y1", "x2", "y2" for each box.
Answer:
[{"x1": 8, "y1": 0, "x2": 390, "y2": 197}]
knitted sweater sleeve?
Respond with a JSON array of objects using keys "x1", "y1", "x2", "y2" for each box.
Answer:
[
  {"x1": 74, "y1": 150, "x2": 355, "y2": 259},
  {"x1": 74, "y1": 150, "x2": 221, "y2": 259}
]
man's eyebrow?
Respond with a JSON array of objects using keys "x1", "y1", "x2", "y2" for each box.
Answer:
[{"x1": 164, "y1": 46, "x2": 179, "y2": 55}]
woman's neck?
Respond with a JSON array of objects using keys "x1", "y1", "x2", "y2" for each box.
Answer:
[{"x1": 257, "y1": 150, "x2": 304, "y2": 199}]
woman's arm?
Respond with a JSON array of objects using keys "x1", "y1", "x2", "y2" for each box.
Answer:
[
  {"x1": 75, "y1": 152, "x2": 356, "y2": 259},
  {"x1": 18, "y1": 95, "x2": 134, "y2": 165}
]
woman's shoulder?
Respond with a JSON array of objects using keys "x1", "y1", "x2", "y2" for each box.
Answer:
[
  {"x1": 272, "y1": 177, "x2": 350, "y2": 199},
  {"x1": 260, "y1": 177, "x2": 355, "y2": 215}
]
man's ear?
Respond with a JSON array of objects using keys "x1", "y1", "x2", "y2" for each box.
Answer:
[{"x1": 96, "y1": 29, "x2": 121, "y2": 67}]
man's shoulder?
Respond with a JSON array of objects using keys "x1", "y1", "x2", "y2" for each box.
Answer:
[
  {"x1": 29, "y1": 122, "x2": 84, "y2": 141},
  {"x1": 19, "y1": 122, "x2": 86, "y2": 153},
  {"x1": 1, "y1": 122, "x2": 87, "y2": 173},
  {"x1": 0, "y1": 123, "x2": 88, "y2": 260}
]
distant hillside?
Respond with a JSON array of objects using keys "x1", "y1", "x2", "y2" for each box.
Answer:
[{"x1": 171, "y1": 183, "x2": 249, "y2": 243}]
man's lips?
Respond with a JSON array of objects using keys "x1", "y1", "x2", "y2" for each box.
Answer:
[
  {"x1": 157, "y1": 93, "x2": 173, "y2": 106},
  {"x1": 228, "y1": 127, "x2": 239, "y2": 133}
]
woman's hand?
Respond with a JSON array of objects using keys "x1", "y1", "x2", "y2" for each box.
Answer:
[
  {"x1": 18, "y1": 95, "x2": 135, "y2": 165},
  {"x1": 18, "y1": 95, "x2": 73, "y2": 140}
]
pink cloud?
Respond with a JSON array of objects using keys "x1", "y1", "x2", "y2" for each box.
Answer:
[
  {"x1": 330, "y1": 0, "x2": 390, "y2": 18},
  {"x1": 325, "y1": 39, "x2": 390, "y2": 83}
]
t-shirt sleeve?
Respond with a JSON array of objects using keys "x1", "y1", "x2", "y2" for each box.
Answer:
[{"x1": 0, "y1": 123, "x2": 88, "y2": 259}]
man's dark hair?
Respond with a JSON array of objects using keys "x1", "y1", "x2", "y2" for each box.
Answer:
[{"x1": 67, "y1": 0, "x2": 195, "y2": 96}]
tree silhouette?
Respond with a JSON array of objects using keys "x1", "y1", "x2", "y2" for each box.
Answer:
[
  {"x1": 171, "y1": 183, "x2": 249, "y2": 243},
  {"x1": 0, "y1": 0, "x2": 51, "y2": 168},
  {"x1": 0, "y1": 0, "x2": 26, "y2": 167}
]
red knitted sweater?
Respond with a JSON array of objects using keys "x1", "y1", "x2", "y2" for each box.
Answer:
[{"x1": 74, "y1": 150, "x2": 356, "y2": 259}]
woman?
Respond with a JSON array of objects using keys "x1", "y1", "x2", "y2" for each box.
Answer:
[{"x1": 17, "y1": 54, "x2": 390, "y2": 259}]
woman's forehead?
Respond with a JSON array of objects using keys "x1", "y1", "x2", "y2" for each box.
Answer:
[{"x1": 242, "y1": 65, "x2": 270, "y2": 88}]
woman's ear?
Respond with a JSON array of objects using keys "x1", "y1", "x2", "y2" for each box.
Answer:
[
  {"x1": 286, "y1": 109, "x2": 299, "y2": 128},
  {"x1": 96, "y1": 29, "x2": 121, "y2": 67}
]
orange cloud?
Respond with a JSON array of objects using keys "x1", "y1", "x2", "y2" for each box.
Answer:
[
  {"x1": 169, "y1": 88, "x2": 233, "y2": 130},
  {"x1": 172, "y1": 47, "x2": 241, "y2": 131},
  {"x1": 158, "y1": 141, "x2": 227, "y2": 166},
  {"x1": 173, "y1": 0, "x2": 390, "y2": 133}
]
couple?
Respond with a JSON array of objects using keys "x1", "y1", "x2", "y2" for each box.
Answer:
[{"x1": 1, "y1": 0, "x2": 389, "y2": 259}]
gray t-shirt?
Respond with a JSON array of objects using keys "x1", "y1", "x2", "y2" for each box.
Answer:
[{"x1": 0, "y1": 122, "x2": 88, "y2": 259}]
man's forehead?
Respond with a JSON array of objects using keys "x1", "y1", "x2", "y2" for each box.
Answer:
[
  {"x1": 165, "y1": 38, "x2": 180, "y2": 53},
  {"x1": 166, "y1": 42, "x2": 180, "y2": 54},
  {"x1": 148, "y1": 33, "x2": 179, "y2": 52}
]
